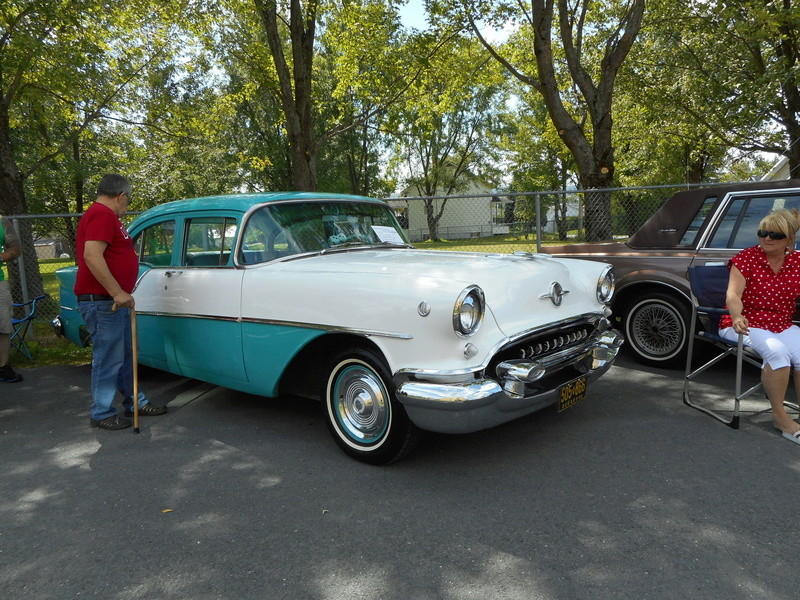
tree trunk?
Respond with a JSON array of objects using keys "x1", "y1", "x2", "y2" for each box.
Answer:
[
  {"x1": 578, "y1": 172, "x2": 613, "y2": 242},
  {"x1": 556, "y1": 197, "x2": 569, "y2": 240},
  {"x1": 786, "y1": 117, "x2": 800, "y2": 178},
  {"x1": 470, "y1": 0, "x2": 643, "y2": 241},
  {"x1": 7, "y1": 219, "x2": 47, "y2": 304},
  {"x1": 1, "y1": 107, "x2": 47, "y2": 303},
  {"x1": 424, "y1": 199, "x2": 440, "y2": 241},
  {"x1": 254, "y1": 0, "x2": 319, "y2": 191}
]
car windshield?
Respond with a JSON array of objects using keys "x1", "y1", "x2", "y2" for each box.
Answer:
[{"x1": 238, "y1": 200, "x2": 409, "y2": 264}]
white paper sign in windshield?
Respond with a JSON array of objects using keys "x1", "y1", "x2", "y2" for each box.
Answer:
[{"x1": 372, "y1": 225, "x2": 405, "y2": 245}]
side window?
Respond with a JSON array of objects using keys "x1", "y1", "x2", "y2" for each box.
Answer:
[
  {"x1": 707, "y1": 194, "x2": 800, "y2": 249},
  {"x1": 182, "y1": 217, "x2": 238, "y2": 267},
  {"x1": 707, "y1": 198, "x2": 745, "y2": 248},
  {"x1": 678, "y1": 197, "x2": 717, "y2": 246},
  {"x1": 238, "y1": 209, "x2": 288, "y2": 264},
  {"x1": 135, "y1": 220, "x2": 175, "y2": 266}
]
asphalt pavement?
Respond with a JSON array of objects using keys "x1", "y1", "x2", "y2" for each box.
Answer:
[{"x1": 1, "y1": 351, "x2": 798, "y2": 600}]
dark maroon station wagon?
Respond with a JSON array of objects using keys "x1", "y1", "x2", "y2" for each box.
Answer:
[{"x1": 548, "y1": 179, "x2": 800, "y2": 367}]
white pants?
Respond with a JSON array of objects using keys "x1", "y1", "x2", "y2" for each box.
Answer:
[{"x1": 719, "y1": 324, "x2": 800, "y2": 371}]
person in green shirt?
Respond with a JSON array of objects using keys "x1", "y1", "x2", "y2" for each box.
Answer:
[{"x1": 0, "y1": 215, "x2": 22, "y2": 383}]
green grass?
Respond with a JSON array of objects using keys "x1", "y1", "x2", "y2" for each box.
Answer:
[
  {"x1": 14, "y1": 321, "x2": 91, "y2": 367},
  {"x1": 12, "y1": 260, "x2": 91, "y2": 367}
]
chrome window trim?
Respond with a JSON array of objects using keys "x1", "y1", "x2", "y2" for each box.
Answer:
[
  {"x1": 697, "y1": 187, "x2": 800, "y2": 251},
  {"x1": 133, "y1": 311, "x2": 413, "y2": 340}
]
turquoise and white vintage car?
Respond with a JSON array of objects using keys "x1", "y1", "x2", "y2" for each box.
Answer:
[{"x1": 54, "y1": 192, "x2": 623, "y2": 463}]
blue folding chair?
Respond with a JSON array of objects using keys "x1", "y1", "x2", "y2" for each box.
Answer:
[
  {"x1": 11, "y1": 295, "x2": 46, "y2": 360},
  {"x1": 683, "y1": 265, "x2": 799, "y2": 428}
]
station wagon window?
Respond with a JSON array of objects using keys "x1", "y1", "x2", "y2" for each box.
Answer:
[
  {"x1": 678, "y1": 197, "x2": 716, "y2": 246},
  {"x1": 182, "y1": 217, "x2": 238, "y2": 267},
  {"x1": 135, "y1": 220, "x2": 175, "y2": 267},
  {"x1": 707, "y1": 194, "x2": 800, "y2": 249}
]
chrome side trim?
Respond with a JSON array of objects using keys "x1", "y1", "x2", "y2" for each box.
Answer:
[
  {"x1": 136, "y1": 312, "x2": 240, "y2": 323},
  {"x1": 132, "y1": 311, "x2": 414, "y2": 340}
]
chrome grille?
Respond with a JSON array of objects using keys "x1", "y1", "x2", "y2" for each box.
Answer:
[
  {"x1": 517, "y1": 326, "x2": 593, "y2": 359},
  {"x1": 488, "y1": 321, "x2": 598, "y2": 371}
]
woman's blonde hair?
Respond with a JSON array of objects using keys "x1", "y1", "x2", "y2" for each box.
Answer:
[{"x1": 759, "y1": 208, "x2": 800, "y2": 243}]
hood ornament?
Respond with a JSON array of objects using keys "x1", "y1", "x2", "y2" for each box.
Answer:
[{"x1": 540, "y1": 282, "x2": 569, "y2": 307}]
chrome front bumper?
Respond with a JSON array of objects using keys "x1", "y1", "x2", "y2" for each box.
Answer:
[{"x1": 395, "y1": 329, "x2": 624, "y2": 434}]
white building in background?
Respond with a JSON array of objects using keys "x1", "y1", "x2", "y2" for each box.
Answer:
[
  {"x1": 395, "y1": 179, "x2": 514, "y2": 241},
  {"x1": 544, "y1": 198, "x2": 581, "y2": 234},
  {"x1": 763, "y1": 156, "x2": 790, "y2": 181}
]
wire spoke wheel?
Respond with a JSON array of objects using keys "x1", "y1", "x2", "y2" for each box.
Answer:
[
  {"x1": 625, "y1": 293, "x2": 689, "y2": 367},
  {"x1": 632, "y1": 304, "x2": 682, "y2": 354}
]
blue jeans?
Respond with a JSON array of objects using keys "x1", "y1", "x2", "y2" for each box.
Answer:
[{"x1": 78, "y1": 300, "x2": 148, "y2": 420}]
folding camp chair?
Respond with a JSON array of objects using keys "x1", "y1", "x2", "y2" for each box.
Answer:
[
  {"x1": 682, "y1": 265, "x2": 799, "y2": 428},
  {"x1": 11, "y1": 295, "x2": 46, "y2": 360}
]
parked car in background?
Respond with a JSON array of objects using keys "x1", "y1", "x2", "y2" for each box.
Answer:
[
  {"x1": 547, "y1": 179, "x2": 800, "y2": 367},
  {"x1": 54, "y1": 192, "x2": 622, "y2": 464}
]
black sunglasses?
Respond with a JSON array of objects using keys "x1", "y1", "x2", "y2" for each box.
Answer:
[{"x1": 757, "y1": 229, "x2": 787, "y2": 240}]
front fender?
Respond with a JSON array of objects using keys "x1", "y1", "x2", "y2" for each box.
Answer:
[{"x1": 54, "y1": 266, "x2": 89, "y2": 347}]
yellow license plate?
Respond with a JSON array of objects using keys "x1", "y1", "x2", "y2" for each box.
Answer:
[{"x1": 557, "y1": 375, "x2": 588, "y2": 412}]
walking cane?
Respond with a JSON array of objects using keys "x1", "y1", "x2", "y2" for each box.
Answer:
[{"x1": 131, "y1": 307, "x2": 140, "y2": 434}]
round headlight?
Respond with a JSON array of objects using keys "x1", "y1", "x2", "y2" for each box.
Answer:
[
  {"x1": 453, "y1": 286, "x2": 485, "y2": 337},
  {"x1": 596, "y1": 266, "x2": 615, "y2": 304}
]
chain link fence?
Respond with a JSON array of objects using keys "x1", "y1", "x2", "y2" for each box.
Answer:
[
  {"x1": 4, "y1": 183, "x2": 708, "y2": 358},
  {"x1": 392, "y1": 183, "x2": 709, "y2": 246}
]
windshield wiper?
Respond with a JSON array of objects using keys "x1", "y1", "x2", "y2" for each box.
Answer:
[{"x1": 320, "y1": 241, "x2": 411, "y2": 254}]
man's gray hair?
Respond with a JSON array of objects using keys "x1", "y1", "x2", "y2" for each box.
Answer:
[{"x1": 96, "y1": 174, "x2": 131, "y2": 198}]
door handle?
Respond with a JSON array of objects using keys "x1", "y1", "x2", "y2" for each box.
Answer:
[{"x1": 164, "y1": 270, "x2": 183, "y2": 278}]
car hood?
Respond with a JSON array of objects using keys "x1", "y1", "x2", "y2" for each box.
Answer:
[
  {"x1": 259, "y1": 248, "x2": 606, "y2": 337},
  {"x1": 279, "y1": 248, "x2": 564, "y2": 280}
]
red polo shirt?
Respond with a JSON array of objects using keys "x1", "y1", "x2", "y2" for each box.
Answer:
[
  {"x1": 720, "y1": 245, "x2": 800, "y2": 333},
  {"x1": 74, "y1": 202, "x2": 139, "y2": 295}
]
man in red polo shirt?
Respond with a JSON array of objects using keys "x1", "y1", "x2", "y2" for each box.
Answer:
[{"x1": 75, "y1": 174, "x2": 167, "y2": 430}]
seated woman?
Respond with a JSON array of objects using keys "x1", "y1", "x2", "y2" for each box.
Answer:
[{"x1": 719, "y1": 208, "x2": 800, "y2": 445}]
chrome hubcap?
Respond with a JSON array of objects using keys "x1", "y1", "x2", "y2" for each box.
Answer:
[{"x1": 333, "y1": 364, "x2": 390, "y2": 445}]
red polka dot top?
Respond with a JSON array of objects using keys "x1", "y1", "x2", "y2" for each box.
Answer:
[{"x1": 719, "y1": 245, "x2": 800, "y2": 332}]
